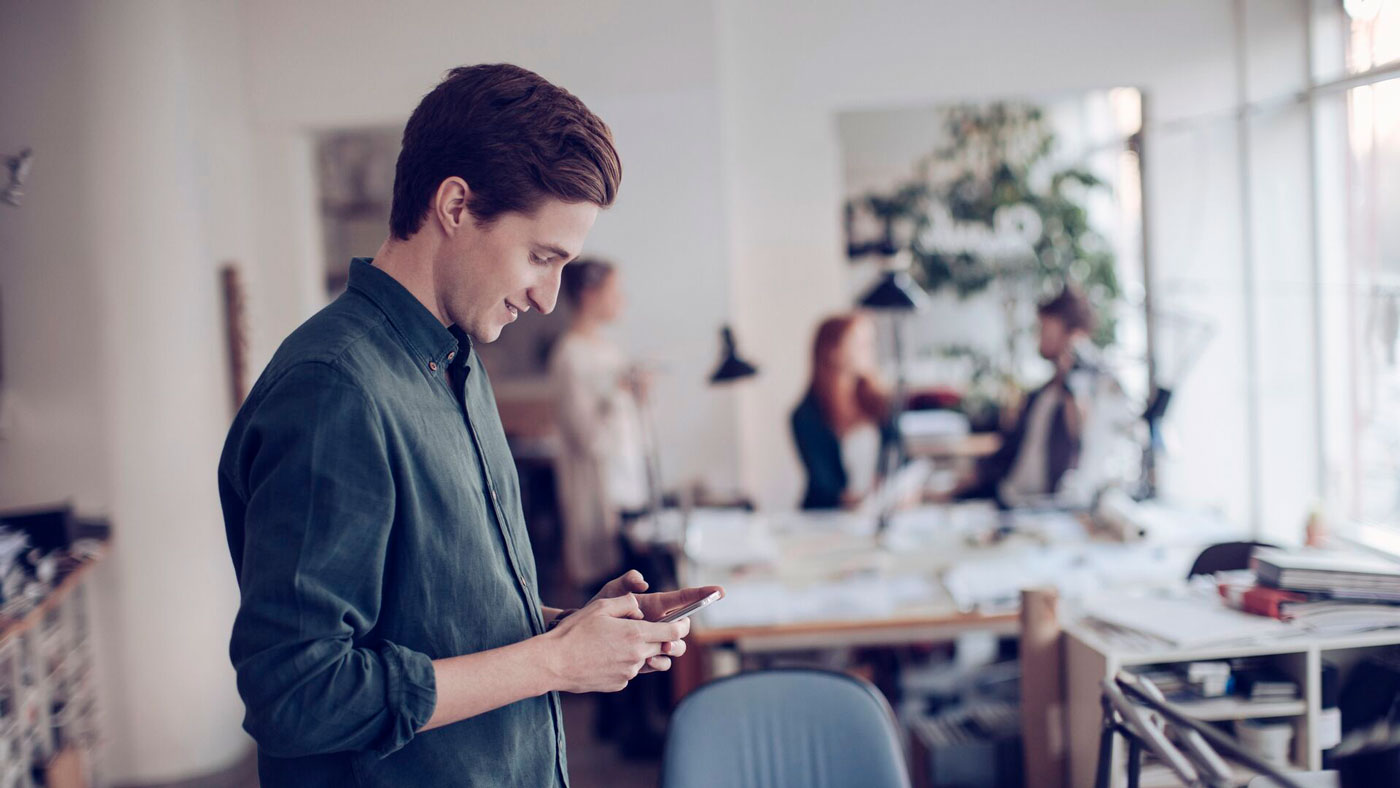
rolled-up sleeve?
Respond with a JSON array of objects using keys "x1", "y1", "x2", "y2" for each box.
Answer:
[{"x1": 224, "y1": 362, "x2": 436, "y2": 759}]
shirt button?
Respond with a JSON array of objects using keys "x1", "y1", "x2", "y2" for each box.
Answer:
[
  {"x1": 428, "y1": 361, "x2": 438, "y2": 371},
  {"x1": 447, "y1": 351, "x2": 455, "y2": 361}
]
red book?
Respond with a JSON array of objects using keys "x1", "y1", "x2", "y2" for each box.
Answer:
[{"x1": 1240, "y1": 585, "x2": 1308, "y2": 620}]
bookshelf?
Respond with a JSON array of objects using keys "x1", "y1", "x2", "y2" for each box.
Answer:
[{"x1": 1064, "y1": 621, "x2": 1400, "y2": 788}]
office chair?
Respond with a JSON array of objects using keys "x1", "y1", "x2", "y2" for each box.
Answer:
[
  {"x1": 661, "y1": 668, "x2": 912, "y2": 788},
  {"x1": 1187, "y1": 541, "x2": 1277, "y2": 579}
]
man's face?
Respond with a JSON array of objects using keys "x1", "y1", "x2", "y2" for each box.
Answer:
[
  {"x1": 1038, "y1": 314, "x2": 1071, "y2": 362},
  {"x1": 435, "y1": 197, "x2": 599, "y2": 342}
]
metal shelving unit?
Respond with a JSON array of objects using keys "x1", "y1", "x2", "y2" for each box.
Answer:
[{"x1": 0, "y1": 559, "x2": 104, "y2": 788}]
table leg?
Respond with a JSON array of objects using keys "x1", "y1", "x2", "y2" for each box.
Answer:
[{"x1": 670, "y1": 640, "x2": 709, "y2": 707}]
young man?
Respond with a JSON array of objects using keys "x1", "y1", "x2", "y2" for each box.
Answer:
[
  {"x1": 219, "y1": 64, "x2": 719, "y2": 787},
  {"x1": 954, "y1": 285, "x2": 1111, "y2": 507}
]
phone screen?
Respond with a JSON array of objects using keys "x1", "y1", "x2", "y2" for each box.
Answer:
[{"x1": 658, "y1": 591, "x2": 721, "y2": 623}]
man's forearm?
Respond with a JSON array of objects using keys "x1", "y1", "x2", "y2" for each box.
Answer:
[{"x1": 418, "y1": 635, "x2": 558, "y2": 733}]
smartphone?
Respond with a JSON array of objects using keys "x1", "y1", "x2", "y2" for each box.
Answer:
[{"x1": 658, "y1": 591, "x2": 722, "y2": 623}]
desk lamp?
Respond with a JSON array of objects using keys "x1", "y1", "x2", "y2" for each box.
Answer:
[
  {"x1": 857, "y1": 262, "x2": 929, "y2": 534},
  {"x1": 709, "y1": 325, "x2": 758, "y2": 384},
  {"x1": 638, "y1": 326, "x2": 759, "y2": 535},
  {"x1": 857, "y1": 266, "x2": 929, "y2": 405}
]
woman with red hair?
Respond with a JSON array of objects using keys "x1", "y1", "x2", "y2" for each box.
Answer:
[{"x1": 790, "y1": 312, "x2": 898, "y2": 509}]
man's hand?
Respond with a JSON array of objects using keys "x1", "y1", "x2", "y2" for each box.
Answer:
[
  {"x1": 589, "y1": 570, "x2": 723, "y2": 672},
  {"x1": 543, "y1": 593, "x2": 690, "y2": 693}
]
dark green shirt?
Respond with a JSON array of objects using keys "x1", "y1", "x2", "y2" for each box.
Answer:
[{"x1": 219, "y1": 258, "x2": 568, "y2": 787}]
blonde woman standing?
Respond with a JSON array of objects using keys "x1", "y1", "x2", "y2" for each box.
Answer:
[{"x1": 548, "y1": 259, "x2": 650, "y2": 590}]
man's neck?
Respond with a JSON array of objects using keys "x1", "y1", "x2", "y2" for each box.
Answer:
[{"x1": 371, "y1": 236, "x2": 450, "y2": 326}]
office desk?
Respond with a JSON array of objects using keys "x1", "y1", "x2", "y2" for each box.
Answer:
[{"x1": 648, "y1": 502, "x2": 1232, "y2": 701}]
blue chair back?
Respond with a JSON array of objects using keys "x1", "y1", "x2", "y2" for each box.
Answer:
[{"x1": 661, "y1": 669, "x2": 912, "y2": 788}]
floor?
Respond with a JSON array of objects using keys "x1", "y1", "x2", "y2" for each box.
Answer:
[{"x1": 561, "y1": 692, "x2": 664, "y2": 788}]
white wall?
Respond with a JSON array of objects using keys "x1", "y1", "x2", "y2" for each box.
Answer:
[
  {"x1": 1, "y1": 0, "x2": 254, "y2": 783},
  {"x1": 0, "y1": 0, "x2": 111, "y2": 510},
  {"x1": 84, "y1": 0, "x2": 255, "y2": 781}
]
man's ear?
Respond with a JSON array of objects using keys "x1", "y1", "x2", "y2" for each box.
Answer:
[{"x1": 433, "y1": 177, "x2": 471, "y2": 235}]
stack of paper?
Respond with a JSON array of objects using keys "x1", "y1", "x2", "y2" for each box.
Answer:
[
  {"x1": 1286, "y1": 600, "x2": 1400, "y2": 635},
  {"x1": 1253, "y1": 548, "x2": 1400, "y2": 602}
]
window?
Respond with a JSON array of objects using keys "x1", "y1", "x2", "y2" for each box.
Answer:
[
  {"x1": 1320, "y1": 0, "x2": 1400, "y2": 530},
  {"x1": 1345, "y1": 0, "x2": 1400, "y2": 74}
]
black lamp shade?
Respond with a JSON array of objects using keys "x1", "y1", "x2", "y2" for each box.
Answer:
[
  {"x1": 710, "y1": 326, "x2": 758, "y2": 384},
  {"x1": 857, "y1": 270, "x2": 928, "y2": 311}
]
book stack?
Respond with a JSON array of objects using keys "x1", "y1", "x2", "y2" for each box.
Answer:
[
  {"x1": 1243, "y1": 548, "x2": 1400, "y2": 635},
  {"x1": 1230, "y1": 658, "x2": 1299, "y2": 702},
  {"x1": 1253, "y1": 548, "x2": 1400, "y2": 601},
  {"x1": 1129, "y1": 666, "x2": 1188, "y2": 699},
  {"x1": 1127, "y1": 662, "x2": 1232, "y2": 700}
]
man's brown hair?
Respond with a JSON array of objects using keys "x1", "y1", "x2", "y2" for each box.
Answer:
[
  {"x1": 1037, "y1": 284, "x2": 1097, "y2": 334},
  {"x1": 389, "y1": 64, "x2": 622, "y2": 240}
]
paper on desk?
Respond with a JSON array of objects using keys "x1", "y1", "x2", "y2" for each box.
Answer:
[
  {"x1": 767, "y1": 508, "x2": 873, "y2": 536},
  {"x1": 1077, "y1": 594, "x2": 1297, "y2": 650},
  {"x1": 942, "y1": 548, "x2": 1081, "y2": 611},
  {"x1": 684, "y1": 509, "x2": 778, "y2": 568},
  {"x1": 880, "y1": 501, "x2": 1001, "y2": 548},
  {"x1": 1008, "y1": 510, "x2": 1089, "y2": 543},
  {"x1": 698, "y1": 575, "x2": 943, "y2": 629},
  {"x1": 858, "y1": 459, "x2": 934, "y2": 520}
]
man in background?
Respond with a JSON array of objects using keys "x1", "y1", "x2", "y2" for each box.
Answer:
[{"x1": 955, "y1": 285, "x2": 1124, "y2": 507}]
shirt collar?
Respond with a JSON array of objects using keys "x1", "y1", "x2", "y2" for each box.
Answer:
[
  {"x1": 347, "y1": 258, "x2": 461, "y2": 373},
  {"x1": 448, "y1": 324, "x2": 475, "y2": 375}
]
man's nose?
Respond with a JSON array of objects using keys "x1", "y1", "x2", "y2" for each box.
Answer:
[{"x1": 528, "y1": 269, "x2": 561, "y2": 315}]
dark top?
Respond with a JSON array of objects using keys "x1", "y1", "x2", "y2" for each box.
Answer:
[
  {"x1": 790, "y1": 389, "x2": 899, "y2": 510},
  {"x1": 960, "y1": 381, "x2": 1081, "y2": 507},
  {"x1": 218, "y1": 258, "x2": 567, "y2": 787}
]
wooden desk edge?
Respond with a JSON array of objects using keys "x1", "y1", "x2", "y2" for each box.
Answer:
[{"x1": 688, "y1": 609, "x2": 1019, "y2": 646}]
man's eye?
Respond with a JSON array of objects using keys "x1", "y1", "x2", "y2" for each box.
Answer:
[{"x1": 531, "y1": 254, "x2": 551, "y2": 265}]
